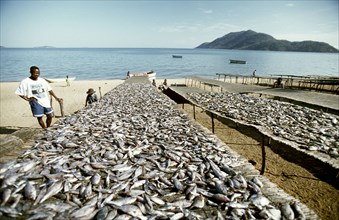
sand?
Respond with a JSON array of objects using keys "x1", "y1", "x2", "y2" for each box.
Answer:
[{"x1": 0, "y1": 78, "x2": 186, "y2": 128}]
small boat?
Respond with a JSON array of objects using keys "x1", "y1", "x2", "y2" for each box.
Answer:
[
  {"x1": 172, "y1": 55, "x2": 183, "y2": 58},
  {"x1": 229, "y1": 59, "x2": 246, "y2": 64},
  {"x1": 127, "y1": 71, "x2": 156, "y2": 78},
  {"x1": 44, "y1": 77, "x2": 76, "y2": 83}
]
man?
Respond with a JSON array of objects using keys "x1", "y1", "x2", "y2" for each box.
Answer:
[
  {"x1": 15, "y1": 66, "x2": 62, "y2": 128},
  {"x1": 85, "y1": 88, "x2": 98, "y2": 107}
]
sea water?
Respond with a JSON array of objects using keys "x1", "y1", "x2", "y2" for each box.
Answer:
[{"x1": 0, "y1": 48, "x2": 338, "y2": 82}]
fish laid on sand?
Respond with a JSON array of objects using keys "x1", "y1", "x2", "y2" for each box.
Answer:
[{"x1": 0, "y1": 83, "x2": 313, "y2": 219}]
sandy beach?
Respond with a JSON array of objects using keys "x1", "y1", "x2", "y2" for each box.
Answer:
[{"x1": 0, "y1": 78, "x2": 186, "y2": 128}]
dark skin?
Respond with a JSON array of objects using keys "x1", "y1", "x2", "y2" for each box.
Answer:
[{"x1": 19, "y1": 69, "x2": 62, "y2": 128}]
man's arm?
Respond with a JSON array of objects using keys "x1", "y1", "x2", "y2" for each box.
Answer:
[
  {"x1": 49, "y1": 90, "x2": 62, "y2": 102},
  {"x1": 19, "y1": 95, "x2": 36, "y2": 102}
]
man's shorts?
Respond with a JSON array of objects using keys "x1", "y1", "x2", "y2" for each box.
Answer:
[{"x1": 29, "y1": 101, "x2": 53, "y2": 117}]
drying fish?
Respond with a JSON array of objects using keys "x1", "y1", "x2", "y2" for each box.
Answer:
[
  {"x1": 107, "y1": 197, "x2": 137, "y2": 207},
  {"x1": 39, "y1": 180, "x2": 63, "y2": 204},
  {"x1": 24, "y1": 181, "x2": 37, "y2": 201},
  {"x1": 281, "y1": 202, "x2": 295, "y2": 220},
  {"x1": 70, "y1": 204, "x2": 97, "y2": 219},
  {"x1": 188, "y1": 91, "x2": 339, "y2": 159},
  {"x1": 190, "y1": 194, "x2": 205, "y2": 209},
  {"x1": 0, "y1": 83, "x2": 314, "y2": 219},
  {"x1": 117, "y1": 205, "x2": 147, "y2": 220}
]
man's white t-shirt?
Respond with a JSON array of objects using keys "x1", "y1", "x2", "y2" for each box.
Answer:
[{"x1": 15, "y1": 77, "x2": 52, "y2": 107}]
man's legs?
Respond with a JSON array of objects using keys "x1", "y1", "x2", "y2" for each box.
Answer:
[
  {"x1": 30, "y1": 101, "x2": 54, "y2": 128},
  {"x1": 37, "y1": 117, "x2": 46, "y2": 128},
  {"x1": 46, "y1": 114, "x2": 53, "y2": 128}
]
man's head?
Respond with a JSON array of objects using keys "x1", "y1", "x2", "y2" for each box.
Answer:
[{"x1": 30, "y1": 66, "x2": 40, "y2": 80}]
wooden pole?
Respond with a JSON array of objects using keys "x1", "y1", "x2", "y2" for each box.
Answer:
[
  {"x1": 260, "y1": 135, "x2": 266, "y2": 175},
  {"x1": 211, "y1": 112, "x2": 215, "y2": 134},
  {"x1": 193, "y1": 104, "x2": 196, "y2": 120},
  {"x1": 99, "y1": 87, "x2": 102, "y2": 99},
  {"x1": 59, "y1": 99, "x2": 64, "y2": 117}
]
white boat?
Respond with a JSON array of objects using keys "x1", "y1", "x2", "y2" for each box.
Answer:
[
  {"x1": 127, "y1": 71, "x2": 156, "y2": 78},
  {"x1": 44, "y1": 77, "x2": 76, "y2": 83}
]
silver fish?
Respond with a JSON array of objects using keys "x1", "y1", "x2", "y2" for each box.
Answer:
[
  {"x1": 211, "y1": 193, "x2": 230, "y2": 203},
  {"x1": 0, "y1": 161, "x2": 16, "y2": 175},
  {"x1": 214, "y1": 180, "x2": 228, "y2": 195},
  {"x1": 143, "y1": 194, "x2": 154, "y2": 213},
  {"x1": 252, "y1": 176, "x2": 263, "y2": 188},
  {"x1": 128, "y1": 189, "x2": 145, "y2": 197},
  {"x1": 281, "y1": 202, "x2": 295, "y2": 220},
  {"x1": 207, "y1": 158, "x2": 227, "y2": 180},
  {"x1": 95, "y1": 206, "x2": 109, "y2": 219},
  {"x1": 107, "y1": 197, "x2": 137, "y2": 207},
  {"x1": 91, "y1": 173, "x2": 101, "y2": 185},
  {"x1": 259, "y1": 207, "x2": 281, "y2": 220},
  {"x1": 111, "y1": 164, "x2": 131, "y2": 172},
  {"x1": 118, "y1": 205, "x2": 147, "y2": 220},
  {"x1": 26, "y1": 212, "x2": 55, "y2": 220},
  {"x1": 18, "y1": 161, "x2": 38, "y2": 173},
  {"x1": 24, "y1": 181, "x2": 37, "y2": 201},
  {"x1": 0, "y1": 206, "x2": 22, "y2": 217},
  {"x1": 70, "y1": 204, "x2": 97, "y2": 219},
  {"x1": 34, "y1": 185, "x2": 48, "y2": 206},
  {"x1": 172, "y1": 177, "x2": 184, "y2": 191},
  {"x1": 1, "y1": 173, "x2": 20, "y2": 188},
  {"x1": 39, "y1": 180, "x2": 63, "y2": 204},
  {"x1": 81, "y1": 182, "x2": 93, "y2": 199},
  {"x1": 105, "y1": 209, "x2": 118, "y2": 220},
  {"x1": 291, "y1": 201, "x2": 306, "y2": 220},
  {"x1": 150, "y1": 196, "x2": 166, "y2": 206},
  {"x1": 1, "y1": 188, "x2": 11, "y2": 206},
  {"x1": 130, "y1": 179, "x2": 146, "y2": 189},
  {"x1": 170, "y1": 212, "x2": 184, "y2": 220},
  {"x1": 190, "y1": 195, "x2": 205, "y2": 209}
]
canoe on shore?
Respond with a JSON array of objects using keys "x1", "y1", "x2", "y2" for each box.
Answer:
[
  {"x1": 127, "y1": 71, "x2": 156, "y2": 78},
  {"x1": 45, "y1": 77, "x2": 76, "y2": 83},
  {"x1": 229, "y1": 59, "x2": 247, "y2": 64}
]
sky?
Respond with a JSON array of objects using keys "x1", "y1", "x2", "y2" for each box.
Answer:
[{"x1": 0, "y1": 0, "x2": 338, "y2": 49}]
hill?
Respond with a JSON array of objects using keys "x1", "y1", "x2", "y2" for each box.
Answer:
[{"x1": 196, "y1": 30, "x2": 338, "y2": 53}]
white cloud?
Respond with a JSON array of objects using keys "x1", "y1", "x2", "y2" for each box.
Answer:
[{"x1": 285, "y1": 3, "x2": 294, "y2": 7}]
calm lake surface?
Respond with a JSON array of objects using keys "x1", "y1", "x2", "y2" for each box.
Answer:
[{"x1": 0, "y1": 48, "x2": 338, "y2": 82}]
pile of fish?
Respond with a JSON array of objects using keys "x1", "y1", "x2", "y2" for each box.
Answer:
[
  {"x1": 187, "y1": 92, "x2": 339, "y2": 159},
  {"x1": 0, "y1": 83, "x2": 308, "y2": 219}
]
